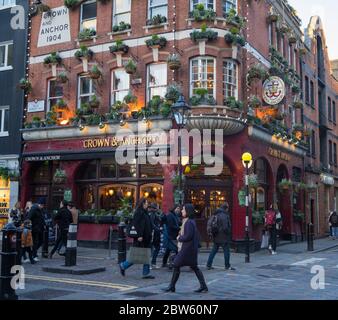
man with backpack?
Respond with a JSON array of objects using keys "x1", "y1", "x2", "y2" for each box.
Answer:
[
  {"x1": 206, "y1": 203, "x2": 235, "y2": 271},
  {"x1": 264, "y1": 204, "x2": 282, "y2": 255},
  {"x1": 329, "y1": 211, "x2": 338, "y2": 240}
]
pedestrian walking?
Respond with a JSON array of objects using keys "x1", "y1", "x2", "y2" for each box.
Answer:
[
  {"x1": 21, "y1": 220, "x2": 35, "y2": 264},
  {"x1": 149, "y1": 203, "x2": 162, "y2": 268},
  {"x1": 206, "y1": 202, "x2": 235, "y2": 271},
  {"x1": 119, "y1": 198, "x2": 155, "y2": 279},
  {"x1": 28, "y1": 198, "x2": 46, "y2": 261},
  {"x1": 264, "y1": 204, "x2": 282, "y2": 255},
  {"x1": 329, "y1": 211, "x2": 338, "y2": 240},
  {"x1": 161, "y1": 205, "x2": 180, "y2": 268},
  {"x1": 163, "y1": 204, "x2": 208, "y2": 293},
  {"x1": 9, "y1": 202, "x2": 23, "y2": 227},
  {"x1": 49, "y1": 200, "x2": 73, "y2": 258},
  {"x1": 328, "y1": 211, "x2": 334, "y2": 238}
]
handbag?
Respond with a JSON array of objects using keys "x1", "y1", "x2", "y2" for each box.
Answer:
[
  {"x1": 127, "y1": 246, "x2": 151, "y2": 265},
  {"x1": 261, "y1": 232, "x2": 270, "y2": 249}
]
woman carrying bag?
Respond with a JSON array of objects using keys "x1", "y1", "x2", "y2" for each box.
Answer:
[
  {"x1": 163, "y1": 203, "x2": 208, "y2": 293},
  {"x1": 119, "y1": 198, "x2": 155, "y2": 279}
]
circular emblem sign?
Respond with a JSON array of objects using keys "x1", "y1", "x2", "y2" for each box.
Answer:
[{"x1": 262, "y1": 76, "x2": 285, "y2": 105}]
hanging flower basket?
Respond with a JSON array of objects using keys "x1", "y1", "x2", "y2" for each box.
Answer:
[
  {"x1": 124, "y1": 59, "x2": 137, "y2": 75},
  {"x1": 278, "y1": 179, "x2": 293, "y2": 192},
  {"x1": 89, "y1": 95, "x2": 100, "y2": 108},
  {"x1": 53, "y1": 169, "x2": 67, "y2": 184},
  {"x1": 89, "y1": 65, "x2": 102, "y2": 80},
  {"x1": 167, "y1": 54, "x2": 181, "y2": 70}
]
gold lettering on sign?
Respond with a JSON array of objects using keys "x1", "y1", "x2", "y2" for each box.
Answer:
[
  {"x1": 268, "y1": 147, "x2": 290, "y2": 161},
  {"x1": 82, "y1": 136, "x2": 162, "y2": 149}
]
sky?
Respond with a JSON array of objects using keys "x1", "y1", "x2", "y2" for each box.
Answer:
[{"x1": 288, "y1": 0, "x2": 338, "y2": 60}]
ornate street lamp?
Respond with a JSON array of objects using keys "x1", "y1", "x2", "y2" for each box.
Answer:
[
  {"x1": 172, "y1": 95, "x2": 191, "y2": 206},
  {"x1": 242, "y1": 152, "x2": 253, "y2": 263}
]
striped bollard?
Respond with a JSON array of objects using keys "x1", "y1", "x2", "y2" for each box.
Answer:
[{"x1": 65, "y1": 224, "x2": 77, "y2": 267}]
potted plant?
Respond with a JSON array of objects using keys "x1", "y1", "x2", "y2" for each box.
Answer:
[
  {"x1": 247, "y1": 64, "x2": 269, "y2": 84},
  {"x1": 189, "y1": 3, "x2": 216, "y2": 22},
  {"x1": 74, "y1": 45, "x2": 94, "y2": 72},
  {"x1": 160, "y1": 102, "x2": 171, "y2": 118},
  {"x1": 291, "y1": 85, "x2": 301, "y2": 95},
  {"x1": 252, "y1": 210, "x2": 265, "y2": 226},
  {"x1": 89, "y1": 95, "x2": 100, "y2": 108},
  {"x1": 89, "y1": 65, "x2": 102, "y2": 79},
  {"x1": 116, "y1": 197, "x2": 133, "y2": 224},
  {"x1": 224, "y1": 96, "x2": 244, "y2": 110},
  {"x1": 123, "y1": 91, "x2": 137, "y2": 105},
  {"x1": 56, "y1": 71, "x2": 69, "y2": 83},
  {"x1": 293, "y1": 210, "x2": 305, "y2": 223},
  {"x1": 167, "y1": 53, "x2": 181, "y2": 70},
  {"x1": 53, "y1": 169, "x2": 67, "y2": 184},
  {"x1": 145, "y1": 34, "x2": 167, "y2": 49},
  {"x1": 293, "y1": 101, "x2": 303, "y2": 109},
  {"x1": 19, "y1": 78, "x2": 32, "y2": 92},
  {"x1": 78, "y1": 28, "x2": 96, "y2": 41},
  {"x1": 278, "y1": 179, "x2": 293, "y2": 192},
  {"x1": 225, "y1": 8, "x2": 246, "y2": 29},
  {"x1": 45, "y1": 110, "x2": 58, "y2": 127},
  {"x1": 165, "y1": 82, "x2": 182, "y2": 103},
  {"x1": 190, "y1": 23, "x2": 218, "y2": 42},
  {"x1": 248, "y1": 174, "x2": 259, "y2": 188},
  {"x1": 266, "y1": 8, "x2": 279, "y2": 23},
  {"x1": 112, "y1": 21, "x2": 131, "y2": 33},
  {"x1": 44, "y1": 52, "x2": 62, "y2": 76},
  {"x1": 31, "y1": 116, "x2": 41, "y2": 128},
  {"x1": 0, "y1": 167, "x2": 9, "y2": 181},
  {"x1": 64, "y1": 0, "x2": 83, "y2": 9},
  {"x1": 124, "y1": 59, "x2": 137, "y2": 75},
  {"x1": 248, "y1": 95, "x2": 262, "y2": 109},
  {"x1": 146, "y1": 14, "x2": 167, "y2": 26},
  {"x1": 78, "y1": 210, "x2": 96, "y2": 223},
  {"x1": 109, "y1": 39, "x2": 129, "y2": 54}
]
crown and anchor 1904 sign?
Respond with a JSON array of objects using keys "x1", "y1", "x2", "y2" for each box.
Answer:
[{"x1": 262, "y1": 76, "x2": 286, "y2": 105}]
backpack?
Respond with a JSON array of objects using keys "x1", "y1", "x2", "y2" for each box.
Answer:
[{"x1": 265, "y1": 210, "x2": 276, "y2": 226}]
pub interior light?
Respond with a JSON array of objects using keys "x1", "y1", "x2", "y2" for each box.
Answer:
[
  {"x1": 109, "y1": 189, "x2": 114, "y2": 196},
  {"x1": 99, "y1": 121, "x2": 105, "y2": 129},
  {"x1": 79, "y1": 124, "x2": 85, "y2": 131}
]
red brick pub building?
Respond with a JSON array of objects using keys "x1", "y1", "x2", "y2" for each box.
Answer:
[{"x1": 22, "y1": 0, "x2": 338, "y2": 249}]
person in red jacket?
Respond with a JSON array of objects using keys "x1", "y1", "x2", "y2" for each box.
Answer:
[{"x1": 264, "y1": 204, "x2": 282, "y2": 255}]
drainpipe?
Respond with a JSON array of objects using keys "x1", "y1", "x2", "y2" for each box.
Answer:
[{"x1": 316, "y1": 183, "x2": 320, "y2": 235}]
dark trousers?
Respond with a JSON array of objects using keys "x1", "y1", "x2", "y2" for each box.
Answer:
[
  {"x1": 207, "y1": 242, "x2": 231, "y2": 268},
  {"x1": 269, "y1": 226, "x2": 277, "y2": 251},
  {"x1": 21, "y1": 247, "x2": 34, "y2": 263},
  {"x1": 50, "y1": 229, "x2": 68, "y2": 256},
  {"x1": 32, "y1": 231, "x2": 44, "y2": 258},
  {"x1": 151, "y1": 244, "x2": 161, "y2": 265},
  {"x1": 162, "y1": 247, "x2": 178, "y2": 266}
]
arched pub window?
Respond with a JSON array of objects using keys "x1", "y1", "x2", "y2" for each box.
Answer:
[{"x1": 254, "y1": 158, "x2": 268, "y2": 211}]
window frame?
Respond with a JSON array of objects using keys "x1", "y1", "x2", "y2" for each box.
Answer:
[
  {"x1": 223, "y1": 0, "x2": 237, "y2": 15},
  {"x1": 311, "y1": 130, "x2": 316, "y2": 158},
  {"x1": 334, "y1": 142, "x2": 337, "y2": 167},
  {"x1": 0, "y1": 106, "x2": 9, "y2": 137},
  {"x1": 190, "y1": 56, "x2": 216, "y2": 99},
  {"x1": 148, "y1": 0, "x2": 168, "y2": 20},
  {"x1": 329, "y1": 140, "x2": 333, "y2": 165},
  {"x1": 0, "y1": 0, "x2": 15, "y2": 10},
  {"x1": 190, "y1": 0, "x2": 215, "y2": 11},
  {"x1": 113, "y1": 0, "x2": 131, "y2": 26},
  {"x1": 0, "y1": 41, "x2": 13, "y2": 71},
  {"x1": 333, "y1": 100, "x2": 336, "y2": 124},
  {"x1": 147, "y1": 62, "x2": 168, "y2": 102},
  {"x1": 328, "y1": 97, "x2": 332, "y2": 122},
  {"x1": 78, "y1": 76, "x2": 96, "y2": 108},
  {"x1": 310, "y1": 80, "x2": 315, "y2": 107},
  {"x1": 223, "y1": 59, "x2": 238, "y2": 100},
  {"x1": 80, "y1": 0, "x2": 97, "y2": 32},
  {"x1": 47, "y1": 79, "x2": 63, "y2": 112},
  {"x1": 111, "y1": 68, "x2": 130, "y2": 105},
  {"x1": 304, "y1": 76, "x2": 310, "y2": 105}
]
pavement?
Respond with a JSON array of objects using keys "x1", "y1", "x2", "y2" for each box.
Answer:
[{"x1": 1, "y1": 236, "x2": 338, "y2": 300}]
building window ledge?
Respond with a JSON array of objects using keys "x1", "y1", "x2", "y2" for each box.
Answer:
[
  {"x1": 75, "y1": 35, "x2": 98, "y2": 46},
  {"x1": 143, "y1": 23, "x2": 168, "y2": 34},
  {"x1": 0, "y1": 132, "x2": 9, "y2": 137},
  {"x1": 108, "y1": 29, "x2": 132, "y2": 40},
  {"x1": 0, "y1": 66, "x2": 13, "y2": 72}
]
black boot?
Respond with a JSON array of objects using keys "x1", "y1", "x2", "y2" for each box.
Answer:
[
  {"x1": 163, "y1": 267, "x2": 180, "y2": 292},
  {"x1": 193, "y1": 267, "x2": 208, "y2": 293}
]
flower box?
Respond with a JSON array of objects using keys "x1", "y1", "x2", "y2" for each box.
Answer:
[
  {"x1": 78, "y1": 215, "x2": 96, "y2": 223},
  {"x1": 97, "y1": 215, "x2": 120, "y2": 224}
]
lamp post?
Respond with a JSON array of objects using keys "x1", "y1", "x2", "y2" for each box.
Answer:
[
  {"x1": 242, "y1": 152, "x2": 253, "y2": 263},
  {"x1": 172, "y1": 95, "x2": 191, "y2": 206}
]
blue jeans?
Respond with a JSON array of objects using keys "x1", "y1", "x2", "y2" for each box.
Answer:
[
  {"x1": 151, "y1": 245, "x2": 160, "y2": 265},
  {"x1": 120, "y1": 260, "x2": 150, "y2": 276},
  {"x1": 332, "y1": 227, "x2": 338, "y2": 238},
  {"x1": 207, "y1": 243, "x2": 230, "y2": 269}
]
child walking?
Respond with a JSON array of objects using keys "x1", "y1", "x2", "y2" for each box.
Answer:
[{"x1": 21, "y1": 220, "x2": 35, "y2": 264}]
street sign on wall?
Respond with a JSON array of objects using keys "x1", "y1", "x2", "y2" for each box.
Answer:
[
  {"x1": 28, "y1": 100, "x2": 45, "y2": 113},
  {"x1": 37, "y1": 6, "x2": 71, "y2": 47}
]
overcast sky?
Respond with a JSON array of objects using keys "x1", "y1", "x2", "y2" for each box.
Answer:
[{"x1": 288, "y1": 0, "x2": 338, "y2": 60}]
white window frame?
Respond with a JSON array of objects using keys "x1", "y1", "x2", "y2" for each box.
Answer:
[
  {"x1": 0, "y1": 41, "x2": 13, "y2": 71},
  {"x1": 111, "y1": 69, "x2": 130, "y2": 105},
  {"x1": 78, "y1": 76, "x2": 96, "y2": 108},
  {"x1": 113, "y1": 0, "x2": 131, "y2": 26},
  {"x1": 47, "y1": 79, "x2": 63, "y2": 112},
  {"x1": 80, "y1": 0, "x2": 97, "y2": 32},
  {"x1": 268, "y1": 24, "x2": 272, "y2": 46},
  {"x1": 0, "y1": 106, "x2": 9, "y2": 137},
  {"x1": 223, "y1": 59, "x2": 238, "y2": 100},
  {"x1": 0, "y1": 0, "x2": 15, "y2": 10},
  {"x1": 147, "y1": 63, "x2": 168, "y2": 102},
  {"x1": 223, "y1": 0, "x2": 237, "y2": 15},
  {"x1": 148, "y1": 0, "x2": 168, "y2": 20},
  {"x1": 190, "y1": 0, "x2": 215, "y2": 11},
  {"x1": 190, "y1": 57, "x2": 216, "y2": 99}
]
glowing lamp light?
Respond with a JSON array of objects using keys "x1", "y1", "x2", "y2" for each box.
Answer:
[
  {"x1": 99, "y1": 122, "x2": 106, "y2": 129},
  {"x1": 126, "y1": 191, "x2": 132, "y2": 197},
  {"x1": 153, "y1": 187, "x2": 158, "y2": 192},
  {"x1": 60, "y1": 119, "x2": 69, "y2": 125},
  {"x1": 181, "y1": 155, "x2": 190, "y2": 166},
  {"x1": 79, "y1": 124, "x2": 85, "y2": 131},
  {"x1": 109, "y1": 189, "x2": 114, "y2": 196},
  {"x1": 242, "y1": 152, "x2": 253, "y2": 169},
  {"x1": 144, "y1": 192, "x2": 149, "y2": 198}
]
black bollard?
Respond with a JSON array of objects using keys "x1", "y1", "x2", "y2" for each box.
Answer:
[
  {"x1": 15, "y1": 226, "x2": 23, "y2": 266},
  {"x1": 117, "y1": 222, "x2": 126, "y2": 264},
  {"x1": 42, "y1": 226, "x2": 49, "y2": 258},
  {"x1": 0, "y1": 223, "x2": 18, "y2": 300},
  {"x1": 307, "y1": 223, "x2": 314, "y2": 251},
  {"x1": 65, "y1": 224, "x2": 77, "y2": 267}
]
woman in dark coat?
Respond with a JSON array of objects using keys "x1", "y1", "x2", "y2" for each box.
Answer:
[
  {"x1": 163, "y1": 204, "x2": 208, "y2": 293},
  {"x1": 119, "y1": 198, "x2": 155, "y2": 279}
]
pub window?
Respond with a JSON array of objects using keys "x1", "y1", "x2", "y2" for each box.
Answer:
[
  {"x1": 147, "y1": 63, "x2": 167, "y2": 102},
  {"x1": 0, "y1": 106, "x2": 9, "y2": 136},
  {"x1": 305, "y1": 76, "x2": 310, "y2": 105},
  {"x1": 113, "y1": 0, "x2": 131, "y2": 26},
  {"x1": 333, "y1": 101, "x2": 336, "y2": 124},
  {"x1": 100, "y1": 158, "x2": 117, "y2": 179},
  {"x1": 118, "y1": 160, "x2": 137, "y2": 178},
  {"x1": 80, "y1": 0, "x2": 97, "y2": 31},
  {"x1": 223, "y1": 59, "x2": 238, "y2": 101},
  {"x1": 328, "y1": 97, "x2": 332, "y2": 121},
  {"x1": 311, "y1": 130, "x2": 316, "y2": 157},
  {"x1": 148, "y1": 0, "x2": 168, "y2": 20},
  {"x1": 256, "y1": 187, "x2": 266, "y2": 210},
  {"x1": 334, "y1": 143, "x2": 337, "y2": 166},
  {"x1": 254, "y1": 158, "x2": 267, "y2": 184},
  {"x1": 190, "y1": 57, "x2": 215, "y2": 99},
  {"x1": 140, "y1": 163, "x2": 163, "y2": 178},
  {"x1": 47, "y1": 79, "x2": 63, "y2": 112},
  {"x1": 310, "y1": 80, "x2": 315, "y2": 106},
  {"x1": 99, "y1": 184, "x2": 136, "y2": 211},
  {"x1": 223, "y1": 0, "x2": 237, "y2": 15},
  {"x1": 0, "y1": 0, "x2": 15, "y2": 8},
  {"x1": 0, "y1": 42, "x2": 13, "y2": 70},
  {"x1": 292, "y1": 167, "x2": 302, "y2": 183},
  {"x1": 329, "y1": 140, "x2": 333, "y2": 165},
  {"x1": 81, "y1": 160, "x2": 98, "y2": 180},
  {"x1": 111, "y1": 69, "x2": 130, "y2": 104},
  {"x1": 78, "y1": 76, "x2": 96, "y2": 108},
  {"x1": 190, "y1": 0, "x2": 214, "y2": 11},
  {"x1": 140, "y1": 183, "x2": 163, "y2": 205}
]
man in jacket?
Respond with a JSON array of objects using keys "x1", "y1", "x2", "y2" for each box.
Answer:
[
  {"x1": 206, "y1": 202, "x2": 235, "y2": 271},
  {"x1": 149, "y1": 203, "x2": 162, "y2": 268},
  {"x1": 28, "y1": 197, "x2": 46, "y2": 261},
  {"x1": 49, "y1": 200, "x2": 73, "y2": 258}
]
